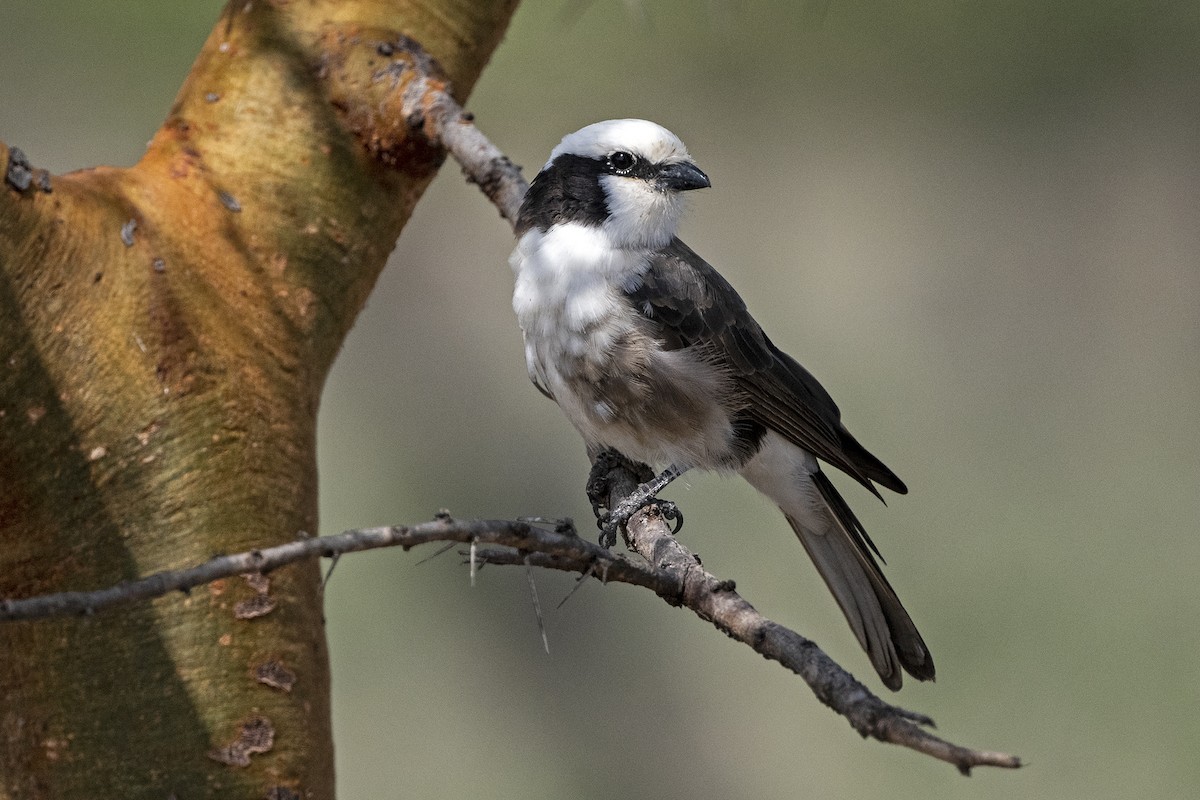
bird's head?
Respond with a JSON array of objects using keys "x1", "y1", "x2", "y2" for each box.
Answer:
[{"x1": 518, "y1": 119, "x2": 710, "y2": 250}]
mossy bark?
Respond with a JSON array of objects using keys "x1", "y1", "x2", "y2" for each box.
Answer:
[{"x1": 0, "y1": 1, "x2": 518, "y2": 797}]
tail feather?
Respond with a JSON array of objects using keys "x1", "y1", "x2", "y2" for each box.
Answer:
[
  {"x1": 741, "y1": 433, "x2": 934, "y2": 690},
  {"x1": 807, "y1": 471, "x2": 934, "y2": 686}
]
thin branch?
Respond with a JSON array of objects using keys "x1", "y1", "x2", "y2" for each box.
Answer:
[
  {"x1": 0, "y1": 518, "x2": 606, "y2": 622},
  {"x1": 596, "y1": 450, "x2": 1021, "y2": 774},
  {"x1": 403, "y1": 71, "x2": 528, "y2": 223},
  {"x1": 0, "y1": 508, "x2": 1019, "y2": 772}
]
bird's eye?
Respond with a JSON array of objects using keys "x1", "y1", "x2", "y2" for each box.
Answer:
[{"x1": 608, "y1": 151, "x2": 636, "y2": 174}]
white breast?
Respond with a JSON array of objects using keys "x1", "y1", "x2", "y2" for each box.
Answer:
[
  {"x1": 510, "y1": 223, "x2": 648, "y2": 358},
  {"x1": 511, "y1": 225, "x2": 644, "y2": 329},
  {"x1": 510, "y1": 223, "x2": 739, "y2": 470},
  {"x1": 510, "y1": 223, "x2": 645, "y2": 427}
]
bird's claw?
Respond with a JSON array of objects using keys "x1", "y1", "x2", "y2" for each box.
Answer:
[
  {"x1": 598, "y1": 520, "x2": 619, "y2": 550},
  {"x1": 653, "y1": 499, "x2": 684, "y2": 534}
]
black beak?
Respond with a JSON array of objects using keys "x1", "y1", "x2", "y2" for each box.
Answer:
[{"x1": 657, "y1": 161, "x2": 711, "y2": 192}]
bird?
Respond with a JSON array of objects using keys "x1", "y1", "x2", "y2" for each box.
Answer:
[{"x1": 508, "y1": 119, "x2": 934, "y2": 690}]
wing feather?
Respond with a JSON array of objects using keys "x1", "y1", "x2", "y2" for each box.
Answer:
[{"x1": 624, "y1": 238, "x2": 906, "y2": 496}]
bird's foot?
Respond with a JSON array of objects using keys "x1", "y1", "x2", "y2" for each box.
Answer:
[
  {"x1": 597, "y1": 475, "x2": 685, "y2": 548},
  {"x1": 587, "y1": 451, "x2": 686, "y2": 548},
  {"x1": 586, "y1": 450, "x2": 650, "y2": 517}
]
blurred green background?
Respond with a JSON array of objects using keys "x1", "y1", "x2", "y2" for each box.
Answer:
[{"x1": 4, "y1": 1, "x2": 1199, "y2": 797}]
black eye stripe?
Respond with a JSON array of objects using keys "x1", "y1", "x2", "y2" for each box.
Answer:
[
  {"x1": 605, "y1": 152, "x2": 664, "y2": 182},
  {"x1": 514, "y1": 150, "x2": 675, "y2": 235}
]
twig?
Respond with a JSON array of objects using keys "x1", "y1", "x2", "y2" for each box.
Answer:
[
  {"x1": 0, "y1": 519, "x2": 610, "y2": 622},
  {"x1": 401, "y1": 75, "x2": 527, "y2": 224},
  {"x1": 321, "y1": 552, "x2": 341, "y2": 590},
  {"x1": 589, "y1": 451, "x2": 1024, "y2": 773}
]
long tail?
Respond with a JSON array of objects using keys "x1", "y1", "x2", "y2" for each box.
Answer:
[{"x1": 740, "y1": 433, "x2": 935, "y2": 690}]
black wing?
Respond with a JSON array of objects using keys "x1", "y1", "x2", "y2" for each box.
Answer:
[{"x1": 625, "y1": 238, "x2": 906, "y2": 497}]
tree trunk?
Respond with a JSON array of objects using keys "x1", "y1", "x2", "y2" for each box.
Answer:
[{"x1": 0, "y1": 1, "x2": 518, "y2": 797}]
